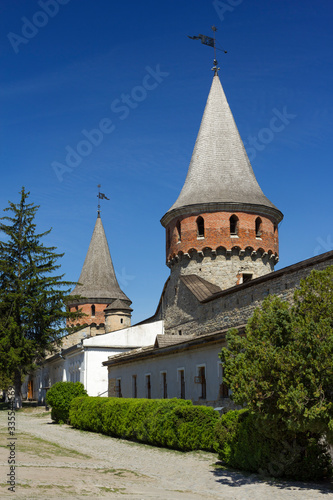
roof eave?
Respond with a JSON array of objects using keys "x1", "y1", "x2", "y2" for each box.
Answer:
[{"x1": 161, "y1": 202, "x2": 283, "y2": 227}]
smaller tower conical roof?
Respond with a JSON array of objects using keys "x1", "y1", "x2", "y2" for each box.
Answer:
[
  {"x1": 161, "y1": 74, "x2": 283, "y2": 226},
  {"x1": 69, "y1": 215, "x2": 131, "y2": 305}
]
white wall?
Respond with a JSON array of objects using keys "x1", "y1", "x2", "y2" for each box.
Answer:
[
  {"x1": 84, "y1": 347, "x2": 128, "y2": 396},
  {"x1": 83, "y1": 320, "x2": 164, "y2": 348},
  {"x1": 107, "y1": 341, "x2": 228, "y2": 406},
  {"x1": 25, "y1": 319, "x2": 164, "y2": 400}
]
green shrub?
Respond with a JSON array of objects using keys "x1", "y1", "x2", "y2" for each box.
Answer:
[
  {"x1": 46, "y1": 382, "x2": 87, "y2": 424},
  {"x1": 215, "y1": 409, "x2": 332, "y2": 481},
  {"x1": 69, "y1": 397, "x2": 218, "y2": 451}
]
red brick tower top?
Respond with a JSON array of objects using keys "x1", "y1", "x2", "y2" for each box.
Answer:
[
  {"x1": 67, "y1": 213, "x2": 132, "y2": 329},
  {"x1": 160, "y1": 72, "x2": 283, "y2": 289}
]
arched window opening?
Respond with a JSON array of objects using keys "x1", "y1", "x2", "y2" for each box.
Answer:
[
  {"x1": 91, "y1": 304, "x2": 96, "y2": 317},
  {"x1": 196, "y1": 216, "x2": 205, "y2": 238},
  {"x1": 167, "y1": 227, "x2": 171, "y2": 248},
  {"x1": 274, "y1": 222, "x2": 278, "y2": 233},
  {"x1": 255, "y1": 217, "x2": 262, "y2": 237},
  {"x1": 176, "y1": 220, "x2": 181, "y2": 242},
  {"x1": 230, "y1": 215, "x2": 239, "y2": 235}
]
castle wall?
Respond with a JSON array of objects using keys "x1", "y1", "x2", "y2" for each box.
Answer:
[
  {"x1": 160, "y1": 253, "x2": 333, "y2": 337},
  {"x1": 105, "y1": 312, "x2": 131, "y2": 332},
  {"x1": 168, "y1": 247, "x2": 274, "y2": 290}
]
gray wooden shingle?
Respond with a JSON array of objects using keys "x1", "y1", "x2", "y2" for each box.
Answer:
[{"x1": 161, "y1": 75, "x2": 283, "y2": 226}]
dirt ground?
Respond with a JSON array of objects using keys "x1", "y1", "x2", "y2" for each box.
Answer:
[{"x1": 1, "y1": 407, "x2": 333, "y2": 499}]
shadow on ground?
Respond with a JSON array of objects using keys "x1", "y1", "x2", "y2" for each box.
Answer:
[{"x1": 211, "y1": 461, "x2": 333, "y2": 495}]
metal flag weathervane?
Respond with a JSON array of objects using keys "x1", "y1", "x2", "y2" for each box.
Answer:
[
  {"x1": 97, "y1": 184, "x2": 109, "y2": 216},
  {"x1": 188, "y1": 26, "x2": 227, "y2": 75}
]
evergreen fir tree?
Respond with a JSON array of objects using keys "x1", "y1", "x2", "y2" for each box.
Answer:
[{"x1": 0, "y1": 188, "x2": 84, "y2": 407}]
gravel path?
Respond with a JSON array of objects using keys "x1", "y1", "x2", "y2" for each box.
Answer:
[{"x1": 1, "y1": 410, "x2": 333, "y2": 499}]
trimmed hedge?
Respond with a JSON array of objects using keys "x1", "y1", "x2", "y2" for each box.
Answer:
[
  {"x1": 215, "y1": 409, "x2": 332, "y2": 481},
  {"x1": 69, "y1": 397, "x2": 219, "y2": 451},
  {"x1": 46, "y1": 382, "x2": 88, "y2": 424}
]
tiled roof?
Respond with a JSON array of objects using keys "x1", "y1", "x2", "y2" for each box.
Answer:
[
  {"x1": 154, "y1": 334, "x2": 196, "y2": 348},
  {"x1": 161, "y1": 75, "x2": 283, "y2": 226},
  {"x1": 104, "y1": 298, "x2": 133, "y2": 312},
  {"x1": 180, "y1": 275, "x2": 222, "y2": 301},
  {"x1": 103, "y1": 326, "x2": 246, "y2": 366},
  {"x1": 69, "y1": 216, "x2": 131, "y2": 304}
]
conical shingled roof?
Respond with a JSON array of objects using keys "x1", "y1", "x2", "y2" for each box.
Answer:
[
  {"x1": 161, "y1": 74, "x2": 283, "y2": 226},
  {"x1": 69, "y1": 215, "x2": 131, "y2": 305}
]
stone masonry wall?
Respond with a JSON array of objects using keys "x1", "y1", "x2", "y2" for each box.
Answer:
[
  {"x1": 168, "y1": 247, "x2": 274, "y2": 291},
  {"x1": 160, "y1": 253, "x2": 333, "y2": 337}
]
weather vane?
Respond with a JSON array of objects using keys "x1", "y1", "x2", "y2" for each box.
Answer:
[
  {"x1": 188, "y1": 26, "x2": 227, "y2": 75},
  {"x1": 97, "y1": 184, "x2": 109, "y2": 217}
]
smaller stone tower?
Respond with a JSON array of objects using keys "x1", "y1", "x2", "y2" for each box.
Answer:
[
  {"x1": 67, "y1": 213, "x2": 132, "y2": 333},
  {"x1": 161, "y1": 69, "x2": 283, "y2": 291}
]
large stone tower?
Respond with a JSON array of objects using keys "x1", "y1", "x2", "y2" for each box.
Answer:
[
  {"x1": 67, "y1": 213, "x2": 132, "y2": 332},
  {"x1": 160, "y1": 71, "x2": 283, "y2": 290}
]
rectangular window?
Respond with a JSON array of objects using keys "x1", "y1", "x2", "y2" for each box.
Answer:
[
  {"x1": 242, "y1": 273, "x2": 253, "y2": 283},
  {"x1": 116, "y1": 378, "x2": 122, "y2": 398},
  {"x1": 198, "y1": 366, "x2": 206, "y2": 400},
  {"x1": 146, "y1": 374, "x2": 151, "y2": 399},
  {"x1": 178, "y1": 369, "x2": 185, "y2": 399},
  {"x1": 161, "y1": 372, "x2": 167, "y2": 399},
  {"x1": 132, "y1": 375, "x2": 137, "y2": 398}
]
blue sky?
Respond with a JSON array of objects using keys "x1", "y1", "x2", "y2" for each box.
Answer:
[{"x1": 1, "y1": 0, "x2": 332, "y2": 324}]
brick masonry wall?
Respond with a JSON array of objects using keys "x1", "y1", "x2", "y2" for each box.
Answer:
[
  {"x1": 68, "y1": 302, "x2": 107, "y2": 327},
  {"x1": 166, "y1": 211, "x2": 279, "y2": 263},
  {"x1": 160, "y1": 254, "x2": 333, "y2": 336}
]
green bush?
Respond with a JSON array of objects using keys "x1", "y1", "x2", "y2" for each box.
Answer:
[
  {"x1": 215, "y1": 409, "x2": 332, "y2": 481},
  {"x1": 69, "y1": 397, "x2": 218, "y2": 451},
  {"x1": 46, "y1": 382, "x2": 88, "y2": 424}
]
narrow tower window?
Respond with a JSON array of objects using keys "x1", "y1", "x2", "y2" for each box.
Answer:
[
  {"x1": 230, "y1": 215, "x2": 239, "y2": 235},
  {"x1": 255, "y1": 217, "x2": 262, "y2": 237},
  {"x1": 176, "y1": 220, "x2": 181, "y2": 242},
  {"x1": 196, "y1": 216, "x2": 205, "y2": 238},
  {"x1": 91, "y1": 304, "x2": 95, "y2": 317}
]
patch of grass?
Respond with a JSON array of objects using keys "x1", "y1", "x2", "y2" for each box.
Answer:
[
  {"x1": 98, "y1": 486, "x2": 126, "y2": 493},
  {"x1": 20, "y1": 407, "x2": 51, "y2": 416},
  {"x1": 36, "y1": 484, "x2": 75, "y2": 491},
  {"x1": 6, "y1": 431, "x2": 91, "y2": 459},
  {"x1": 101, "y1": 468, "x2": 142, "y2": 477}
]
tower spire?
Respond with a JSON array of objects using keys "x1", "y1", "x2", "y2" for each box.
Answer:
[{"x1": 161, "y1": 66, "x2": 283, "y2": 288}]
